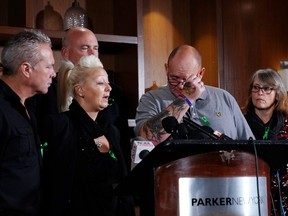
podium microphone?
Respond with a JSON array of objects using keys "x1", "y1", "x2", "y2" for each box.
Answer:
[
  {"x1": 162, "y1": 116, "x2": 180, "y2": 139},
  {"x1": 162, "y1": 116, "x2": 189, "y2": 139},
  {"x1": 183, "y1": 117, "x2": 233, "y2": 140},
  {"x1": 201, "y1": 125, "x2": 233, "y2": 141},
  {"x1": 131, "y1": 137, "x2": 155, "y2": 169}
]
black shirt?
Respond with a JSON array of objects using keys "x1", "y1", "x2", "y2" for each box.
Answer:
[
  {"x1": 245, "y1": 109, "x2": 285, "y2": 140},
  {"x1": 0, "y1": 79, "x2": 42, "y2": 216},
  {"x1": 43, "y1": 100, "x2": 134, "y2": 216}
]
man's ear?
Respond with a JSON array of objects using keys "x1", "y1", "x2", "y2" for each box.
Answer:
[
  {"x1": 61, "y1": 47, "x2": 69, "y2": 60},
  {"x1": 165, "y1": 63, "x2": 168, "y2": 74},
  {"x1": 198, "y1": 67, "x2": 206, "y2": 79},
  {"x1": 21, "y1": 62, "x2": 32, "y2": 78}
]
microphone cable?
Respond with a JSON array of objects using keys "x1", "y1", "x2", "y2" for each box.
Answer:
[
  {"x1": 270, "y1": 190, "x2": 277, "y2": 216},
  {"x1": 250, "y1": 137, "x2": 261, "y2": 216},
  {"x1": 276, "y1": 170, "x2": 286, "y2": 215}
]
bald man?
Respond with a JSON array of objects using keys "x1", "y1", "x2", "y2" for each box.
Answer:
[
  {"x1": 134, "y1": 45, "x2": 254, "y2": 145},
  {"x1": 61, "y1": 27, "x2": 99, "y2": 64}
]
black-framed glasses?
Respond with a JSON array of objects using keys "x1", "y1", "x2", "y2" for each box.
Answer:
[
  {"x1": 251, "y1": 85, "x2": 274, "y2": 94},
  {"x1": 167, "y1": 69, "x2": 203, "y2": 87},
  {"x1": 168, "y1": 77, "x2": 187, "y2": 86}
]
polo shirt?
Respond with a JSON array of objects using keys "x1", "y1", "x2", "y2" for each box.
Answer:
[{"x1": 135, "y1": 85, "x2": 254, "y2": 140}]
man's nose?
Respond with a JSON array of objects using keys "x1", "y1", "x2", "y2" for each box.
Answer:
[
  {"x1": 177, "y1": 81, "x2": 186, "y2": 88},
  {"x1": 51, "y1": 69, "x2": 56, "y2": 78},
  {"x1": 88, "y1": 48, "x2": 97, "y2": 55}
]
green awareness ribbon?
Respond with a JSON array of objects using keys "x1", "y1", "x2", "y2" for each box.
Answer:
[
  {"x1": 40, "y1": 142, "x2": 48, "y2": 158},
  {"x1": 201, "y1": 115, "x2": 210, "y2": 127},
  {"x1": 109, "y1": 150, "x2": 118, "y2": 161},
  {"x1": 263, "y1": 127, "x2": 270, "y2": 140}
]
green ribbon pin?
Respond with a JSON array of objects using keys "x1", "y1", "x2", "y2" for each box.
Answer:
[
  {"x1": 40, "y1": 142, "x2": 48, "y2": 158},
  {"x1": 201, "y1": 115, "x2": 210, "y2": 127},
  {"x1": 109, "y1": 150, "x2": 117, "y2": 161},
  {"x1": 263, "y1": 127, "x2": 270, "y2": 140}
]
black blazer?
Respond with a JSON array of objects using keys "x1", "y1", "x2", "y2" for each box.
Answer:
[{"x1": 42, "y1": 100, "x2": 134, "y2": 216}]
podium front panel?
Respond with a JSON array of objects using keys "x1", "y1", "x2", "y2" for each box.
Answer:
[
  {"x1": 155, "y1": 151, "x2": 270, "y2": 216},
  {"x1": 179, "y1": 176, "x2": 267, "y2": 215}
]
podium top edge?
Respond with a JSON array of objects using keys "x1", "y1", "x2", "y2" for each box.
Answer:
[{"x1": 166, "y1": 139, "x2": 288, "y2": 146}]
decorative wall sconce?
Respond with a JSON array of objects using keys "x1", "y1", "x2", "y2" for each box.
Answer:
[
  {"x1": 36, "y1": 1, "x2": 63, "y2": 31},
  {"x1": 63, "y1": 0, "x2": 88, "y2": 30}
]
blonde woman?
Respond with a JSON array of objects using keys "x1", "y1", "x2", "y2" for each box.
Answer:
[{"x1": 43, "y1": 55, "x2": 134, "y2": 216}]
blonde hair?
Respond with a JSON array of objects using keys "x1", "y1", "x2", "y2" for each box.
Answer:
[{"x1": 57, "y1": 55, "x2": 103, "y2": 112}]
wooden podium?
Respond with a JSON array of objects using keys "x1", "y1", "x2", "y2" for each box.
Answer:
[{"x1": 115, "y1": 139, "x2": 288, "y2": 216}]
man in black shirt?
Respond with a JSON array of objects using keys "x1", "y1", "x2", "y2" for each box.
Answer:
[{"x1": 0, "y1": 30, "x2": 56, "y2": 216}]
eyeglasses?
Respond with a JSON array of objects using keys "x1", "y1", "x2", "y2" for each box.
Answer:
[
  {"x1": 168, "y1": 74, "x2": 194, "y2": 87},
  {"x1": 168, "y1": 77, "x2": 187, "y2": 87},
  {"x1": 167, "y1": 68, "x2": 203, "y2": 87},
  {"x1": 251, "y1": 85, "x2": 274, "y2": 94}
]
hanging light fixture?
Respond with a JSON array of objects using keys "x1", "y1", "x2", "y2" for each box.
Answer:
[{"x1": 63, "y1": 0, "x2": 88, "y2": 30}]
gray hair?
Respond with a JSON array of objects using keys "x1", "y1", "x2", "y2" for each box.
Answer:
[
  {"x1": 1, "y1": 29, "x2": 52, "y2": 75},
  {"x1": 246, "y1": 68, "x2": 288, "y2": 115}
]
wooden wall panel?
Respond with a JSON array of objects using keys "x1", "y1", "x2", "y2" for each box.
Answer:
[
  {"x1": 143, "y1": 0, "x2": 173, "y2": 88},
  {"x1": 190, "y1": 0, "x2": 218, "y2": 87},
  {"x1": 220, "y1": 0, "x2": 288, "y2": 108},
  {"x1": 86, "y1": 0, "x2": 113, "y2": 34},
  {"x1": 143, "y1": 0, "x2": 191, "y2": 89},
  {"x1": 0, "y1": 0, "x2": 25, "y2": 27},
  {"x1": 114, "y1": 46, "x2": 138, "y2": 118},
  {"x1": 114, "y1": 0, "x2": 137, "y2": 36}
]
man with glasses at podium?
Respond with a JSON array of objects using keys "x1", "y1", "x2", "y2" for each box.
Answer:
[{"x1": 134, "y1": 45, "x2": 254, "y2": 145}]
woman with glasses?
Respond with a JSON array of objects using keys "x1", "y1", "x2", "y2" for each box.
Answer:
[
  {"x1": 244, "y1": 68, "x2": 288, "y2": 140},
  {"x1": 244, "y1": 68, "x2": 288, "y2": 215}
]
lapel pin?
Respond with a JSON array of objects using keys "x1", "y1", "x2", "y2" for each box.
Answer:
[{"x1": 216, "y1": 112, "x2": 221, "y2": 117}]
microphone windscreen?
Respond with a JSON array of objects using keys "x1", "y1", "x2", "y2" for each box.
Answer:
[
  {"x1": 131, "y1": 140, "x2": 155, "y2": 169},
  {"x1": 139, "y1": 149, "x2": 150, "y2": 159},
  {"x1": 162, "y1": 116, "x2": 178, "y2": 133}
]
